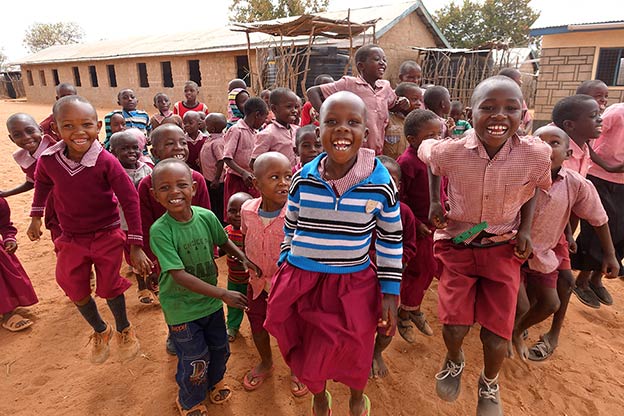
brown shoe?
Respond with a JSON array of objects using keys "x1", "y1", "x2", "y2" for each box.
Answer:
[
  {"x1": 397, "y1": 318, "x2": 417, "y2": 343},
  {"x1": 89, "y1": 323, "x2": 113, "y2": 364},
  {"x1": 477, "y1": 373, "x2": 503, "y2": 416},
  {"x1": 410, "y1": 311, "x2": 434, "y2": 336},
  {"x1": 117, "y1": 325, "x2": 140, "y2": 362},
  {"x1": 435, "y1": 352, "x2": 465, "y2": 402}
]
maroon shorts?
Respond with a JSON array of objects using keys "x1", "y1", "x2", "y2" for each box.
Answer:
[
  {"x1": 522, "y1": 267, "x2": 558, "y2": 289},
  {"x1": 554, "y1": 234, "x2": 571, "y2": 271},
  {"x1": 246, "y1": 285, "x2": 268, "y2": 334},
  {"x1": 434, "y1": 240, "x2": 524, "y2": 340},
  {"x1": 54, "y1": 228, "x2": 132, "y2": 302},
  {"x1": 223, "y1": 172, "x2": 259, "y2": 221}
]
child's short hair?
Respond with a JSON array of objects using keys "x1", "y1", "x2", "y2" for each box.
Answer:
[
  {"x1": 152, "y1": 158, "x2": 192, "y2": 184},
  {"x1": 450, "y1": 100, "x2": 464, "y2": 113},
  {"x1": 377, "y1": 155, "x2": 401, "y2": 178},
  {"x1": 228, "y1": 78, "x2": 247, "y2": 91},
  {"x1": 53, "y1": 95, "x2": 96, "y2": 119},
  {"x1": 109, "y1": 131, "x2": 137, "y2": 150},
  {"x1": 56, "y1": 82, "x2": 77, "y2": 96},
  {"x1": 295, "y1": 124, "x2": 317, "y2": 147},
  {"x1": 269, "y1": 87, "x2": 296, "y2": 106},
  {"x1": 404, "y1": 109, "x2": 439, "y2": 137},
  {"x1": 243, "y1": 97, "x2": 268, "y2": 116},
  {"x1": 151, "y1": 124, "x2": 185, "y2": 148},
  {"x1": 117, "y1": 88, "x2": 134, "y2": 101},
  {"x1": 395, "y1": 82, "x2": 420, "y2": 97},
  {"x1": 314, "y1": 74, "x2": 334, "y2": 85},
  {"x1": 498, "y1": 67, "x2": 521, "y2": 79},
  {"x1": 576, "y1": 79, "x2": 608, "y2": 94},
  {"x1": 399, "y1": 60, "x2": 421, "y2": 75},
  {"x1": 184, "y1": 80, "x2": 199, "y2": 90},
  {"x1": 423, "y1": 86, "x2": 449, "y2": 111},
  {"x1": 470, "y1": 76, "x2": 521, "y2": 107},
  {"x1": 153, "y1": 92, "x2": 168, "y2": 104},
  {"x1": 355, "y1": 44, "x2": 381, "y2": 63},
  {"x1": 552, "y1": 94, "x2": 596, "y2": 129},
  {"x1": 6, "y1": 112, "x2": 38, "y2": 129}
]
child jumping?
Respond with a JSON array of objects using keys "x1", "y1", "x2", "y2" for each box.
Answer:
[
  {"x1": 27, "y1": 95, "x2": 153, "y2": 364},
  {"x1": 419, "y1": 76, "x2": 551, "y2": 415},
  {"x1": 149, "y1": 158, "x2": 259, "y2": 416},
  {"x1": 265, "y1": 91, "x2": 404, "y2": 416}
]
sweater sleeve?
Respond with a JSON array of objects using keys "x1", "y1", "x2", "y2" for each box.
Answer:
[
  {"x1": 30, "y1": 157, "x2": 53, "y2": 218},
  {"x1": 193, "y1": 171, "x2": 211, "y2": 210},
  {"x1": 375, "y1": 181, "x2": 403, "y2": 295},
  {"x1": 400, "y1": 202, "x2": 417, "y2": 265},
  {"x1": 279, "y1": 173, "x2": 301, "y2": 265},
  {"x1": 0, "y1": 198, "x2": 17, "y2": 243},
  {"x1": 109, "y1": 156, "x2": 143, "y2": 246}
]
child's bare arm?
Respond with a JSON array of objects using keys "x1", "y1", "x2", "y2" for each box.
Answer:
[
  {"x1": 170, "y1": 269, "x2": 247, "y2": 309},
  {"x1": 515, "y1": 190, "x2": 538, "y2": 259},
  {"x1": 588, "y1": 145, "x2": 624, "y2": 173},
  {"x1": 220, "y1": 239, "x2": 262, "y2": 278},
  {"x1": 592, "y1": 223, "x2": 619, "y2": 278},
  {"x1": 0, "y1": 181, "x2": 34, "y2": 198},
  {"x1": 564, "y1": 222, "x2": 577, "y2": 253},
  {"x1": 224, "y1": 158, "x2": 254, "y2": 187},
  {"x1": 306, "y1": 86, "x2": 324, "y2": 112},
  {"x1": 427, "y1": 168, "x2": 446, "y2": 228},
  {"x1": 211, "y1": 160, "x2": 225, "y2": 189}
]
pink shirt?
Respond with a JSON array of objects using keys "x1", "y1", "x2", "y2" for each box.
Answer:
[
  {"x1": 251, "y1": 120, "x2": 299, "y2": 167},
  {"x1": 13, "y1": 134, "x2": 55, "y2": 183},
  {"x1": 200, "y1": 133, "x2": 225, "y2": 183},
  {"x1": 529, "y1": 167, "x2": 607, "y2": 273},
  {"x1": 241, "y1": 197, "x2": 287, "y2": 299},
  {"x1": 418, "y1": 130, "x2": 552, "y2": 242},
  {"x1": 588, "y1": 103, "x2": 624, "y2": 184},
  {"x1": 320, "y1": 75, "x2": 397, "y2": 155},
  {"x1": 318, "y1": 148, "x2": 375, "y2": 196},
  {"x1": 223, "y1": 119, "x2": 256, "y2": 177},
  {"x1": 562, "y1": 138, "x2": 591, "y2": 177}
]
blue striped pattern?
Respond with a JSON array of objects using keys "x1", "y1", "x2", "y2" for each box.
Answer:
[{"x1": 280, "y1": 154, "x2": 403, "y2": 295}]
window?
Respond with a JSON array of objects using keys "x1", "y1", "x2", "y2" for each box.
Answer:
[
  {"x1": 107, "y1": 64, "x2": 117, "y2": 87},
  {"x1": 72, "y1": 66, "x2": 82, "y2": 87},
  {"x1": 236, "y1": 55, "x2": 251, "y2": 86},
  {"x1": 52, "y1": 69, "x2": 60, "y2": 86},
  {"x1": 161, "y1": 61, "x2": 174, "y2": 88},
  {"x1": 39, "y1": 70, "x2": 47, "y2": 86},
  {"x1": 596, "y1": 47, "x2": 624, "y2": 86},
  {"x1": 26, "y1": 70, "x2": 34, "y2": 86},
  {"x1": 89, "y1": 65, "x2": 98, "y2": 87},
  {"x1": 188, "y1": 60, "x2": 201, "y2": 86},
  {"x1": 137, "y1": 63, "x2": 149, "y2": 87}
]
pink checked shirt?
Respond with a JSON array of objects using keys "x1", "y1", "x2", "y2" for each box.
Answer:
[
  {"x1": 588, "y1": 103, "x2": 624, "y2": 184},
  {"x1": 223, "y1": 119, "x2": 256, "y2": 177},
  {"x1": 529, "y1": 167, "x2": 608, "y2": 273},
  {"x1": 200, "y1": 132, "x2": 225, "y2": 183},
  {"x1": 562, "y1": 138, "x2": 591, "y2": 177},
  {"x1": 241, "y1": 197, "x2": 287, "y2": 299},
  {"x1": 320, "y1": 75, "x2": 397, "y2": 155},
  {"x1": 251, "y1": 120, "x2": 299, "y2": 167},
  {"x1": 12, "y1": 134, "x2": 55, "y2": 183},
  {"x1": 418, "y1": 130, "x2": 552, "y2": 241},
  {"x1": 318, "y1": 148, "x2": 375, "y2": 196}
]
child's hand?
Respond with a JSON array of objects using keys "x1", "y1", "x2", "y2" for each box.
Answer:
[
  {"x1": 4, "y1": 240, "x2": 17, "y2": 254},
  {"x1": 129, "y1": 246, "x2": 154, "y2": 277},
  {"x1": 27, "y1": 217, "x2": 43, "y2": 241},
  {"x1": 243, "y1": 258, "x2": 263, "y2": 278},
  {"x1": 394, "y1": 97, "x2": 410, "y2": 112},
  {"x1": 242, "y1": 171, "x2": 255, "y2": 188},
  {"x1": 378, "y1": 294, "x2": 398, "y2": 336},
  {"x1": 446, "y1": 117, "x2": 456, "y2": 133},
  {"x1": 310, "y1": 107, "x2": 319, "y2": 122},
  {"x1": 566, "y1": 233, "x2": 578, "y2": 254},
  {"x1": 601, "y1": 253, "x2": 620, "y2": 279},
  {"x1": 221, "y1": 289, "x2": 248, "y2": 310},
  {"x1": 145, "y1": 272, "x2": 159, "y2": 292},
  {"x1": 428, "y1": 202, "x2": 447, "y2": 229},
  {"x1": 416, "y1": 223, "x2": 432, "y2": 239},
  {"x1": 514, "y1": 230, "x2": 533, "y2": 259}
]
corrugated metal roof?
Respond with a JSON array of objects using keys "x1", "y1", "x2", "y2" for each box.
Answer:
[
  {"x1": 531, "y1": 7, "x2": 624, "y2": 31},
  {"x1": 15, "y1": 1, "x2": 448, "y2": 65}
]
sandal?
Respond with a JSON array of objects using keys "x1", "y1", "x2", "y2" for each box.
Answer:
[
  {"x1": 175, "y1": 398, "x2": 208, "y2": 416},
  {"x1": 243, "y1": 365, "x2": 274, "y2": 391},
  {"x1": 527, "y1": 336, "x2": 555, "y2": 362},
  {"x1": 137, "y1": 289, "x2": 154, "y2": 305},
  {"x1": 349, "y1": 394, "x2": 371, "y2": 416},
  {"x1": 2, "y1": 314, "x2": 33, "y2": 332},
  {"x1": 291, "y1": 374, "x2": 309, "y2": 397},
  {"x1": 312, "y1": 390, "x2": 332, "y2": 416},
  {"x1": 209, "y1": 380, "x2": 232, "y2": 404},
  {"x1": 397, "y1": 318, "x2": 416, "y2": 343}
]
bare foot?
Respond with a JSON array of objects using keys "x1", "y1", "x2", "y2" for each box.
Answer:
[
  {"x1": 371, "y1": 353, "x2": 389, "y2": 378},
  {"x1": 512, "y1": 330, "x2": 529, "y2": 361},
  {"x1": 506, "y1": 339, "x2": 514, "y2": 359}
]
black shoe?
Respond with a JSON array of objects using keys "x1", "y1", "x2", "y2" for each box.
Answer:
[
  {"x1": 166, "y1": 335, "x2": 176, "y2": 355},
  {"x1": 435, "y1": 353, "x2": 465, "y2": 402},
  {"x1": 572, "y1": 286, "x2": 601, "y2": 309},
  {"x1": 590, "y1": 283, "x2": 613, "y2": 305}
]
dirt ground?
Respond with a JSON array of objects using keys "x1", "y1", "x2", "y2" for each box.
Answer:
[{"x1": 1, "y1": 99, "x2": 623, "y2": 416}]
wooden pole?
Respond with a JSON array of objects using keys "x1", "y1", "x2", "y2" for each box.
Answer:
[
  {"x1": 301, "y1": 26, "x2": 315, "y2": 99},
  {"x1": 245, "y1": 32, "x2": 255, "y2": 94}
]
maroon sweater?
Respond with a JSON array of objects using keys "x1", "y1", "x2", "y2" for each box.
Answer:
[
  {"x1": 30, "y1": 141, "x2": 143, "y2": 245},
  {"x1": 138, "y1": 170, "x2": 211, "y2": 260}
]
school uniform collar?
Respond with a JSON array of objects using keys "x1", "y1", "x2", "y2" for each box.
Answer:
[
  {"x1": 208, "y1": 132, "x2": 224, "y2": 140},
  {"x1": 243, "y1": 197, "x2": 287, "y2": 221},
  {"x1": 354, "y1": 75, "x2": 385, "y2": 91},
  {"x1": 43, "y1": 139, "x2": 103, "y2": 167},
  {"x1": 237, "y1": 118, "x2": 254, "y2": 131},
  {"x1": 463, "y1": 129, "x2": 521, "y2": 161},
  {"x1": 12, "y1": 134, "x2": 54, "y2": 169},
  {"x1": 271, "y1": 119, "x2": 295, "y2": 131},
  {"x1": 568, "y1": 138, "x2": 587, "y2": 160},
  {"x1": 185, "y1": 131, "x2": 206, "y2": 144}
]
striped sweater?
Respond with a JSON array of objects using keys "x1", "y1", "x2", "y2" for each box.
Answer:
[{"x1": 279, "y1": 154, "x2": 403, "y2": 295}]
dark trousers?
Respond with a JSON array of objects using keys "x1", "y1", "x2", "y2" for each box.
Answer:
[{"x1": 207, "y1": 180, "x2": 225, "y2": 225}]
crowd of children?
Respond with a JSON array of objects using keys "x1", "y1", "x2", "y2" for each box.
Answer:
[{"x1": 2, "y1": 41, "x2": 623, "y2": 416}]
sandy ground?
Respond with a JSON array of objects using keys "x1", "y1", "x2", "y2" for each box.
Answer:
[{"x1": 1, "y1": 99, "x2": 624, "y2": 416}]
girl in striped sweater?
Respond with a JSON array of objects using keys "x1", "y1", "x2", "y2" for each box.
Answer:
[{"x1": 265, "y1": 91, "x2": 403, "y2": 416}]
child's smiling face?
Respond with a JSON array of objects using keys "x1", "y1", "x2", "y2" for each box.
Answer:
[
  {"x1": 151, "y1": 125, "x2": 189, "y2": 162},
  {"x1": 357, "y1": 47, "x2": 387, "y2": 83},
  {"x1": 110, "y1": 133, "x2": 140, "y2": 169},
  {"x1": 271, "y1": 92, "x2": 299, "y2": 126},
  {"x1": 151, "y1": 161, "x2": 196, "y2": 222},
  {"x1": 7, "y1": 115, "x2": 43, "y2": 155},
  {"x1": 54, "y1": 100, "x2": 102, "y2": 162}
]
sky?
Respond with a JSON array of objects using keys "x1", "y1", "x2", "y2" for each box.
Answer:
[{"x1": 1, "y1": 0, "x2": 622, "y2": 62}]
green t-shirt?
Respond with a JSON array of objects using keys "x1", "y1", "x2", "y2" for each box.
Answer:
[
  {"x1": 452, "y1": 119, "x2": 472, "y2": 136},
  {"x1": 150, "y1": 206, "x2": 228, "y2": 325}
]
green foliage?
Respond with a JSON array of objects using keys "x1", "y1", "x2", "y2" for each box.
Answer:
[
  {"x1": 229, "y1": 0, "x2": 329, "y2": 23},
  {"x1": 23, "y1": 22, "x2": 85, "y2": 53},
  {"x1": 434, "y1": 0, "x2": 540, "y2": 48}
]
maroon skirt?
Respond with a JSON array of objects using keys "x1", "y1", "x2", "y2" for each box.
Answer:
[
  {"x1": 265, "y1": 262, "x2": 380, "y2": 394},
  {"x1": 0, "y1": 247, "x2": 38, "y2": 315}
]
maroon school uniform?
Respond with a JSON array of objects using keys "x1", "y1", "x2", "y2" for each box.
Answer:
[
  {"x1": 39, "y1": 114, "x2": 60, "y2": 142},
  {"x1": 30, "y1": 141, "x2": 143, "y2": 301},
  {"x1": 0, "y1": 197, "x2": 38, "y2": 315},
  {"x1": 185, "y1": 132, "x2": 207, "y2": 173}
]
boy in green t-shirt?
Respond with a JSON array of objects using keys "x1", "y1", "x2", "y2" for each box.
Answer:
[
  {"x1": 450, "y1": 100, "x2": 472, "y2": 138},
  {"x1": 149, "y1": 158, "x2": 260, "y2": 416}
]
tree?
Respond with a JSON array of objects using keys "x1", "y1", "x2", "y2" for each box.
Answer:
[
  {"x1": 229, "y1": 0, "x2": 329, "y2": 23},
  {"x1": 23, "y1": 22, "x2": 85, "y2": 53},
  {"x1": 434, "y1": 0, "x2": 540, "y2": 48}
]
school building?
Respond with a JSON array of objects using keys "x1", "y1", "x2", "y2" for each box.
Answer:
[
  {"x1": 530, "y1": 16, "x2": 624, "y2": 128},
  {"x1": 15, "y1": 1, "x2": 448, "y2": 114}
]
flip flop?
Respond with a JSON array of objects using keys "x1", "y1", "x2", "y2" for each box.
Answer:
[
  {"x1": 527, "y1": 336, "x2": 555, "y2": 362},
  {"x1": 291, "y1": 374, "x2": 309, "y2": 397},
  {"x1": 2, "y1": 314, "x2": 33, "y2": 332},
  {"x1": 137, "y1": 289, "x2": 155, "y2": 304},
  {"x1": 311, "y1": 390, "x2": 332, "y2": 416},
  {"x1": 243, "y1": 365, "x2": 274, "y2": 391},
  {"x1": 209, "y1": 380, "x2": 232, "y2": 404},
  {"x1": 349, "y1": 394, "x2": 371, "y2": 416}
]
